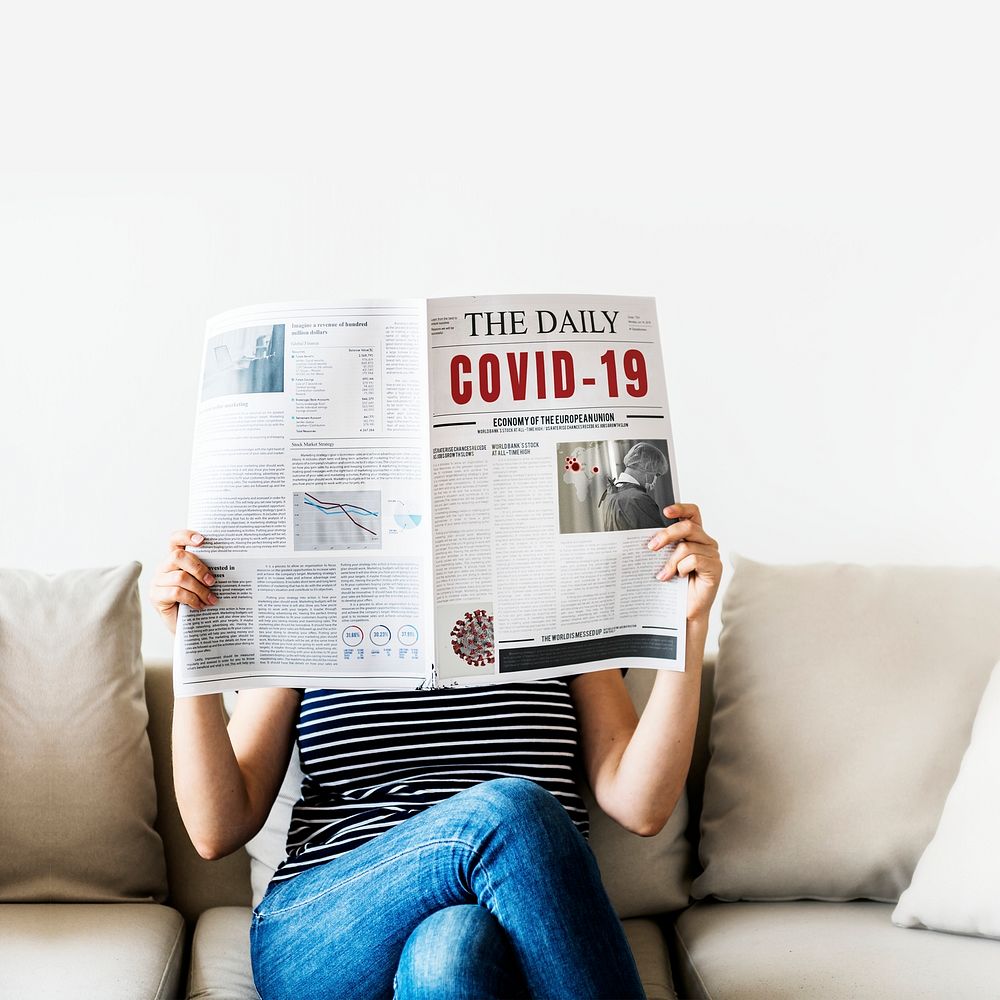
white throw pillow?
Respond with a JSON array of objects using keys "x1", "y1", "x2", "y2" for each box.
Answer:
[{"x1": 892, "y1": 661, "x2": 1000, "y2": 939}]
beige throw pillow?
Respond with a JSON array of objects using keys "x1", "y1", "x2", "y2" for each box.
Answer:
[
  {"x1": 234, "y1": 667, "x2": 693, "y2": 917},
  {"x1": 0, "y1": 563, "x2": 167, "y2": 902},
  {"x1": 692, "y1": 557, "x2": 1000, "y2": 903},
  {"x1": 892, "y1": 661, "x2": 1000, "y2": 938}
]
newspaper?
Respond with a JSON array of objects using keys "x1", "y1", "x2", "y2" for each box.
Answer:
[{"x1": 173, "y1": 295, "x2": 686, "y2": 696}]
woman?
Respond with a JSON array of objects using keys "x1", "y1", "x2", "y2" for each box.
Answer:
[{"x1": 150, "y1": 502, "x2": 721, "y2": 1000}]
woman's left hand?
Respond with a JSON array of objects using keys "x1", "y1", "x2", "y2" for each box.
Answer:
[{"x1": 647, "y1": 503, "x2": 722, "y2": 623}]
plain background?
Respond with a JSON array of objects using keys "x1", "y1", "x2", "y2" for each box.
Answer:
[{"x1": 1, "y1": 1, "x2": 998, "y2": 660}]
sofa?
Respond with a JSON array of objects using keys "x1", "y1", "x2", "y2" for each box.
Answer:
[{"x1": 3, "y1": 558, "x2": 1000, "y2": 999}]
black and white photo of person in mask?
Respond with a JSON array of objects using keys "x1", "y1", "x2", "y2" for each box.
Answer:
[{"x1": 598, "y1": 441, "x2": 676, "y2": 531}]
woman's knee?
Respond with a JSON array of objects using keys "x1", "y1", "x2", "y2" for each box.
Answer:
[
  {"x1": 467, "y1": 777, "x2": 582, "y2": 847},
  {"x1": 467, "y1": 776, "x2": 565, "y2": 823},
  {"x1": 394, "y1": 904, "x2": 520, "y2": 999}
]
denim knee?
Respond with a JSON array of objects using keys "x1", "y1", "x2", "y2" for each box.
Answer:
[
  {"x1": 463, "y1": 777, "x2": 584, "y2": 857},
  {"x1": 394, "y1": 904, "x2": 517, "y2": 999},
  {"x1": 468, "y1": 776, "x2": 565, "y2": 820}
]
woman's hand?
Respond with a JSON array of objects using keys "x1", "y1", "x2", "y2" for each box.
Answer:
[
  {"x1": 149, "y1": 529, "x2": 218, "y2": 634},
  {"x1": 646, "y1": 503, "x2": 722, "y2": 623}
]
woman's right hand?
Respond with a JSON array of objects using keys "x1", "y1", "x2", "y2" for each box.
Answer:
[{"x1": 149, "y1": 529, "x2": 219, "y2": 634}]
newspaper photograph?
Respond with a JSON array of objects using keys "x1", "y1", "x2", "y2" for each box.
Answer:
[{"x1": 173, "y1": 295, "x2": 686, "y2": 696}]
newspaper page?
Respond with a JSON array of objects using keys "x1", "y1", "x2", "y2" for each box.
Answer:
[
  {"x1": 426, "y1": 294, "x2": 686, "y2": 686},
  {"x1": 173, "y1": 300, "x2": 435, "y2": 696},
  {"x1": 173, "y1": 295, "x2": 686, "y2": 696}
]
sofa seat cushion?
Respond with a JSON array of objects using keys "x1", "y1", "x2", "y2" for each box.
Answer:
[
  {"x1": 189, "y1": 906, "x2": 677, "y2": 1000},
  {"x1": 0, "y1": 903, "x2": 184, "y2": 1000},
  {"x1": 187, "y1": 907, "x2": 259, "y2": 1000},
  {"x1": 674, "y1": 900, "x2": 1000, "y2": 1000}
]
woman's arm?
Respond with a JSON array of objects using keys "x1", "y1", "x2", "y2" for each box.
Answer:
[
  {"x1": 151, "y1": 530, "x2": 301, "y2": 860},
  {"x1": 569, "y1": 503, "x2": 721, "y2": 836},
  {"x1": 172, "y1": 686, "x2": 300, "y2": 859}
]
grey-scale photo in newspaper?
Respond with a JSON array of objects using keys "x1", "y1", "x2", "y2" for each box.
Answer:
[{"x1": 173, "y1": 296, "x2": 686, "y2": 696}]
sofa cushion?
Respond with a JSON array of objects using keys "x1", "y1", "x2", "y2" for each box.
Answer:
[
  {"x1": 189, "y1": 906, "x2": 676, "y2": 1000},
  {"x1": 0, "y1": 903, "x2": 184, "y2": 1000},
  {"x1": 674, "y1": 900, "x2": 1000, "y2": 1000},
  {"x1": 0, "y1": 563, "x2": 168, "y2": 902},
  {"x1": 692, "y1": 558, "x2": 1000, "y2": 902},
  {"x1": 229, "y1": 666, "x2": 693, "y2": 919},
  {"x1": 893, "y1": 660, "x2": 1000, "y2": 939},
  {"x1": 187, "y1": 906, "x2": 260, "y2": 1000}
]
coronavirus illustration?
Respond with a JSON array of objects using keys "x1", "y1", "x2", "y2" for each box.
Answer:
[{"x1": 450, "y1": 609, "x2": 495, "y2": 667}]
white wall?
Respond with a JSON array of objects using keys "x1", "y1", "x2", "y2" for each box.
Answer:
[{"x1": 1, "y1": 2, "x2": 998, "y2": 661}]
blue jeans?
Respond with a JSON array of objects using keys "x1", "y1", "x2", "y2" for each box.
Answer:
[{"x1": 250, "y1": 777, "x2": 646, "y2": 1000}]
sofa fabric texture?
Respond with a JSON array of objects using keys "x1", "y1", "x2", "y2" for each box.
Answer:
[
  {"x1": 674, "y1": 900, "x2": 1000, "y2": 1000},
  {"x1": 0, "y1": 903, "x2": 185, "y2": 1000},
  {"x1": 0, "y1": 563, "x2": 168, "y2": 902},
  {"x1": 892, "y1": 659, "x2": 1000, "y2": 939},
  {"x1": 692, "y1": 557, "x2": 1000, "y2": 903}
]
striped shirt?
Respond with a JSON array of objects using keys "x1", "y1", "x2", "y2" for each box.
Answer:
[{"x1": 267, "y1": 676, "x2": 600, "y2": 889}]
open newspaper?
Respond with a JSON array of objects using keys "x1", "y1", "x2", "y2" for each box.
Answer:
[{"x1": 173, "y1": 295, "x2": 687, "y2": 696}]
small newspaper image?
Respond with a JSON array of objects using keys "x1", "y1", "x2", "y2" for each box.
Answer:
[{"x1": 173, "y1": 295, "x2": 687, "y2": 696}]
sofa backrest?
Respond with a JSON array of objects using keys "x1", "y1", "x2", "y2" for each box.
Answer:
[{"x1": 144, "y1": 656, "x2": 717, "y2": 921}]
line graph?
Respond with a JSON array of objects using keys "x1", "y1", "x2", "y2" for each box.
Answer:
[
  {"x1": 293, "y1": 490, "x2": 382, "y2": 551},
  {"x1": 304, "y1": 492, "x2": 378, "y2": 535}
]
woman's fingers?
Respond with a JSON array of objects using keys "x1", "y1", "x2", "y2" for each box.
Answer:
[
  {"x1": 149, "y1": 530, "x2": 215, "y2": 618},
  {"x1": 169, "y1": 547, "x2": 216, "y2": 586},
  {"x1": 151, "y1": 567, "x2": 216, "y2": 610},
  {"x1": 169, "y1": 528, "x2": 205, "y2": 548},
  {"x1": 647, "y1": 517, "x2": 717, "y2": 552},
  {"x1": 161, "y1": 569, "x2": 217, "y2": 607},
  {"x1": 656, "y1": 541, "x2": 718, "y2": 581},
  {"x1": 644, "y1": 502, "x2": 724, "y2": 621},
  {"x1": 665, "y1": 503, "x2": 701, "y2": 525},
  {"x1": 152, "y1": 579, "x2": 209, "y2": 612}
]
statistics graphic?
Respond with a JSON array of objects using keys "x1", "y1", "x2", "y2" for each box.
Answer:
[
  {"x1": 292, "y1": 490, "x2": 382, "y2": 551},
  {"x1": 383, "y1": 498, "x2": 423, "y2": 538}
]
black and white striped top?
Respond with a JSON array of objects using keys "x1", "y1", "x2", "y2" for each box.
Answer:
[{"x1": 267, "y1": 676, "x2": 595, "y2": 890}]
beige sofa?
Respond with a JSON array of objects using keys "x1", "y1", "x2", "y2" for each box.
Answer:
[
  {"x1": 5, "y1": 558, "x2": 1000, "y2": 999},
  {"x1": 9, "y1": 652, "x2": 999, "y2": 1000}
]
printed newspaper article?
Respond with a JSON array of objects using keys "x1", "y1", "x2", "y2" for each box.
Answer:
[{"x1": 173, "y1": 295, "x2": 686, "y2": 696}]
